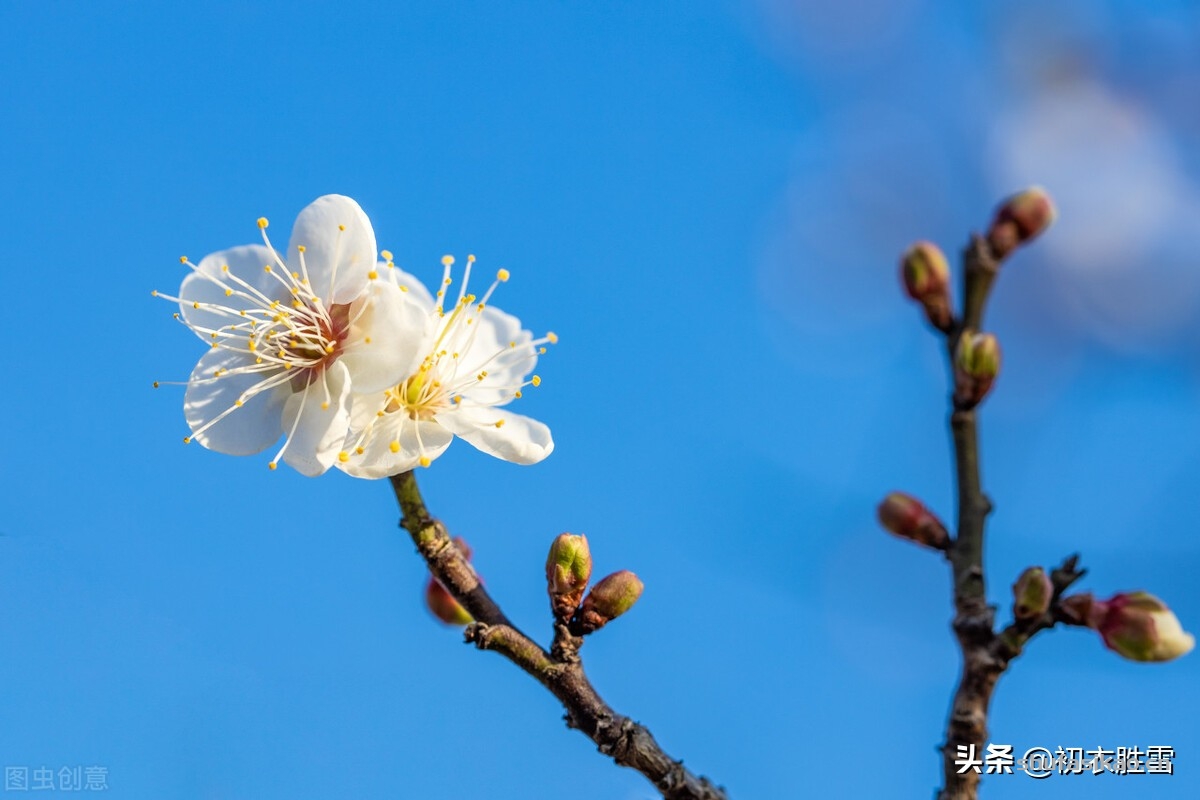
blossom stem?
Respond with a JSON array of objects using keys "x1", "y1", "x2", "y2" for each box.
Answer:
[
  {"x1": 388, "y1": 471, "x2": 728, "y2": 800},
  {"x1": 935, "y1": 236, "x2": 1084, "y2": 800}
]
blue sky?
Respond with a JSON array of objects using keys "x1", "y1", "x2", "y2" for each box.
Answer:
[{"x1": 1, "y1": 1, "x2": 1198, "y2": 797}]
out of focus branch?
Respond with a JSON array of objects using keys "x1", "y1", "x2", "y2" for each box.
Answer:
[{"x1": 389, "y1": 471, "x2": 727, "y2": 800}]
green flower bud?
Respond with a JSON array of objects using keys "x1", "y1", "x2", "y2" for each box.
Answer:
[
  {"x1": 954, "y1": 330, "x2": 1001, "y2": 408},
  {"x1": 1012, "y1": 567, "x2": 1053, "y2": 620},
  {"x1": 546, "y1": 533, "x2": 592, "y2": 622},
  {"x1": 900, "y1": 241, "x2": 953, "y2": 331},
  {"x1": 577, "y1": 570, "x2": 644, "y2": 634}
]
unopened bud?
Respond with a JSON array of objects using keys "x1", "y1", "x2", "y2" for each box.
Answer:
[
  {"x1": 1012, "y1": 567, "x2": 1053, "y2": 620},
  {"x1": 954, "y1": 331, "x2": 1001, "y2": 408},
  {"x1": 425, "y1": 577, "x2": 472, "y2": 626},
  {"x1": 987, "y1": 187, "x2": 1056, "y2": 258},
  {"x1": 546, "y1": 533, "x2": 592, "y2": 622},
  {"x1": 1088, "y1": 591, "x2": 1194, "y2": 663},
  {"x1": 900, "y1": 241, "x2": 953, "y2": 330},
  {"x1": 576, "y1": 570, "x2": 644, "y2": 634},
  {"x1": 876, "y1": 492, "x2": 949, "y2": 550}
]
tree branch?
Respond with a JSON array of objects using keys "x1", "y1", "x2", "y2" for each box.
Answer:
[
  {"x1": 935, "y1": 233, "x2": 1087, "y2": 799},
  {"x1": 936, "y1": 236, "x2": 1002, "y2": 800},
  {"x1": 389, "y1": 470, "x2": 728, "y2": 800}
]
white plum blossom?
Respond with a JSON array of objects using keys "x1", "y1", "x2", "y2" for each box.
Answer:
[
  {"x1": 156, "y1": 195, "x2": 427, "y2": 476},
  {"x1": 336, "y1": 253, "x2": 556, "y2": 478}
]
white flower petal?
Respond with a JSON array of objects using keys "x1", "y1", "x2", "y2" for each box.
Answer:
[
  {"x1": 338, "y1": 280, "x2": 434, "y2": 394},
  {"x1": 437, "y1": 405, "x2": 553, "y2": 465},
  {"x1": 386, "y1": 264, "x2": 436, "y2": 311},
  {"x1": 179, "y1": 245, "x2": 286, "y2": 341},
  {"x1": 183, "y1": 347, "x2": 288, "y2": 455},
  {"x1": 338, "y1": 411, "x2": 454, "y2": 479},
  {"x1": 286, "y1": 195, "x2": 377, "y2": 305},
  {"x1": 457, "y1": 306, "x2": 537, "y2": 406},
  {"x1": 279, "y1": 360, "x2": 353, "y2": 476}
]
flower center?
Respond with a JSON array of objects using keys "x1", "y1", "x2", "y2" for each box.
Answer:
[{"x1": 384, "y1": 361, "x2": 450, "y2": 421}]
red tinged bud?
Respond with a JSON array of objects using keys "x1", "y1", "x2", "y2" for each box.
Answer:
[{"x1": 876, "y1": 492, "x2": 949, "y2": 550}]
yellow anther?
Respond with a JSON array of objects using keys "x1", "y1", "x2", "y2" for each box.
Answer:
[
  {"x1": 268, "y1": 461, "x2": 278, "y2": 470},
  {"x1": 367, "y1": 270, "x2": 378, "y2": 280},
  {"x1": 494, "y1": 419, "x2": 506, "y2": 428},
  {"x1": 151, "y1": 290, "x2": 159, "y2": 297},
  {"x1": 234, "y1": 400, "x2": 243, "y2": 407},
  {"x1": 257, "y1": 217, "x2": 269, "y2": 229},
  {"x1": 221, "y1": 264, "x2": 229, "y2": 272},
  {"x1": 377, "y1": 410, "x2": 385, "y2": 417},
  {"x1": 389, "y1": 440, "x2": 401, "y2": 453},
  {"x1": 355, "y1": 446, "x2": 364, "y2": 455},
  {"x1": 547, "y1": 331, "x2": 559, "y2": 344},
  {"x1": 419, "y1": 455, "x2": 431, "y2": 467},
  {"x1": 292, "y1": 271, "x2": 299, "y2": 279},
  {"x1": 453, "y1": 395, "x2": 462, "y2": 404},
  {"x1": 225, "y1": 288, "x2": 233, "y2": 297},
  {"x1": 152, "y1": 381, "x2": 160, "y2": 388},
  {"x1": 441, "y1": 255, "x2": 454, "y2": 267},
  {"x1": 193, "y1": 301, "x2": 200, "y2": 309},
  {"x1": 182, "y1": 436, "x2": 192, "y2": 444},
  {"x1": 210, "y1": 332, "x2": 218, "y2": 339},
  {"x1": 531, "y1": 375, "x2": 541, "y2": 387},
  {"x1": 179, "y1": 256, "x2": 188, "y2": 264},
  {"x1": 514, "y1": 390, "x2": 523, "y2": 398},
  {"x1": 210, "y1": 342, "x2": 218, "y2": 349},
  {"x1": 337, "y1": 450, "x2": 350, "y2": 463},
  {"x1": 399, "y1": 285, "x2": 408, "y2": 292},
  {"x1": 325, "y1": 343, "x2": 335, "y2": 353},
  {"x1": 497, "y1": 268, "x2": 510, "y2": 282},
  {"x1": 264, "y1": 265, "x2": 272, "y2": 273},
  {"x1": 297, "y1": 245, "x2": 306, "y2": 253},
  {"x1": 468, "y1": 254, "x2": 476, "y2": 262},
  {"x1": 321, "y1": 401, "x2": 330, "y2": 410},
  {"x1": 338, "y1": 224, "x2": 346, "y2": 231},
  {"x1": 539, "y1": 347, "x2": 546, "y2": 354},
  {"x1": 509, "y1": 341, "x2": 516, "y2": 348},
  {"x1": 364, "y1": 337, "x2": 372, "y2": 344},
  {"x1": 381, "y1": 249, "x2": 393, "y2": 261}
]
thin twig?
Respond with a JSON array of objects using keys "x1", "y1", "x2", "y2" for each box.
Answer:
[
  {"x1": 389, "y1": 470, "x2": 728, "y2": 800},
  {"x1": 935, "y1": 236, "x2": 1086, "y2": 800}
]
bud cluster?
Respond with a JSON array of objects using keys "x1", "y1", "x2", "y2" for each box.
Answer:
[{"x1": 545, "y1": 534, "x2": 643, "y2": 634}]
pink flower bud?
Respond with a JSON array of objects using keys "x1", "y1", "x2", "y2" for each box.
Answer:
[
  {"x1": 876, "y1": 492, "x2": 949, "y2": 550},
  {"x1": 1012, "y1": 567, "x2": 1053, "y2": 620},
  {"x1": 987, "y1": 187, "x2": 1057, "y2": 258},
  {"x1": 1093, "y1": 592, "x2": 1194, "y2": 663},
  {"x1": 425, "y1": 577, "x2": 472, "y2": 626},
  {"x1": 577, "y1": 570, "x2": 644, "y2": 634}
]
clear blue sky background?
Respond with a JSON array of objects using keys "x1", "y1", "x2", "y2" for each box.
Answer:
[{"x1": 2, "y1": 1, "x2": 1198, "y2": 797}]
